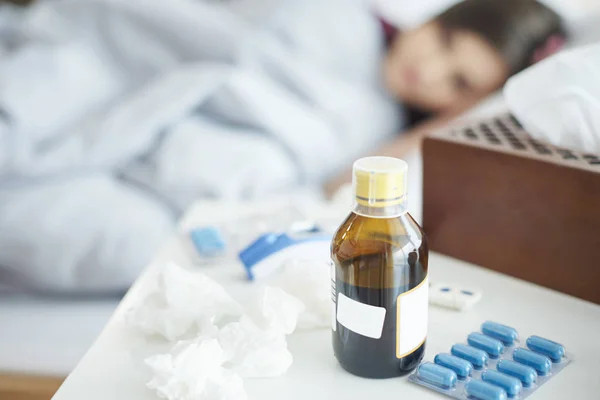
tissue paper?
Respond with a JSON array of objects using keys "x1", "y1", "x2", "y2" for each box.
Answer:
[
  {"x1": 219, "y1": 316, "x2": 293, "y2": 378},
  {"x1": 127, "y1": 262, "x2": 242, "y2": 341},
  {"x1": 272, "y1": 260, "x2": 330, "y2": 330},
  {"x1": 146, "y1": 338, "x2": 247, "y2": 400},
  {"x1": 257, "y1": 286, "x2": 305, "y2": 334},
  {"x1": 217, "y1": 288, "x2": 303, "y2": 378},
  {"x1": 504, "y1": 43, "x2": 600, "y2": 155},
  {"x1": 131, "y1": 263, "x2": 306, "y2": 399}
]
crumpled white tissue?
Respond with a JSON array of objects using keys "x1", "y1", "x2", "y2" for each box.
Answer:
[
  {"x1": 255, "y1": 286, "x2": 305, "y2": 334},
  {"x1": 127, "y1": 262, "x2": 242, "y2": 341},
  {"x1": 131, "y1": 263, "x2": 306, "y2": 400},
  {"x1": 272, "y1": 260, "x2": 331, "y2": 330},
  {"x1": 146, "y1": 338, "x2": 247, "y2": 400},
  {"x1": 218, "y1": 315, "x2": 293, "y2": 378},
  {"x1": 215, "y1": 287, "x2": 304, "y2": 378}
]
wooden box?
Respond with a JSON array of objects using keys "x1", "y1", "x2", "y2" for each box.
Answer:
[{"x1": 423, "y1": 114, "x2": 600, "y2": 304}]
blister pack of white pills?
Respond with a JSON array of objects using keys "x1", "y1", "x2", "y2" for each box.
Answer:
[
  {"x1": 409, "y1": 321, "x2": 571, "y2": 400},
  {"x1": 429, "y1": 282, "x2": 482, "y2": 311}
]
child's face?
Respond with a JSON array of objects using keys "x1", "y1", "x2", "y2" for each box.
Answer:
[{"x1": 384, "y1": 21, "x2": 508, "y2": 113}]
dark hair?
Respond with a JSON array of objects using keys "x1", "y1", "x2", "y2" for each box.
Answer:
[{"x1": 436, "y1": 0, "x2": 567, "y2": 75}]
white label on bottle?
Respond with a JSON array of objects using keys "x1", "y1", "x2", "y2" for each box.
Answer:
[
  {"x1": 397, "y1": 275, "x2": 429, "y2": 358},
  {"x1": 330, "y1": 260, "x2": 336, "y2": 331},
  {"x1": 337, "y1": 293, "x2": 387, "y2": 339}
]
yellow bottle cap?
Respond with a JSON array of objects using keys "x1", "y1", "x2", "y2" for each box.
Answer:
[{"x1": 352, "y1": 157, "x2": 408, "y2": 215}]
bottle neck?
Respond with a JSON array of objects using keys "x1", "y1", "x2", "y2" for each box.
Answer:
[{"x1": 352, "y1": 201, "x2": 408, "y2": 219}]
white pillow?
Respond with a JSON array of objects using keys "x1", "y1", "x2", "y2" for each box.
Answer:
[
  {"x1": 369, "y1": 0, "x2": 455, "y2": 28},
  {"x1": 370, "y1": 0, "x2": 600, "y2": 28},
  {"x1": 540, "y1": 0, "x2": 600, "y2": 22}
]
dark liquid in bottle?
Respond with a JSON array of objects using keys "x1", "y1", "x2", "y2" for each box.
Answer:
[
  {"x1": 333, "y1": 280, "x2": 426, "y2": 378},
  {"x1": 331, "y1": 213, "x2": 428, "y2": 379}
]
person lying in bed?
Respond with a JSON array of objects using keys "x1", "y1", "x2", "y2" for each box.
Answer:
[
  {"x1": 326, "y1": 0, "x2": 566, "y2": 194},
  {"x1": 0, "y1": 0, "x2": 565, "y2": 294}
]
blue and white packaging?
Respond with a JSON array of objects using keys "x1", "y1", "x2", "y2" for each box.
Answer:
[
  {"x1": 238, "y1": 232, "x2": 331, "y2": 281},
  {"x1": 409, "y1": 321, "x2": 571, "y2": 400},
  {"x1": 186, "y1": 204, "x2": 312, "y2": 263}
]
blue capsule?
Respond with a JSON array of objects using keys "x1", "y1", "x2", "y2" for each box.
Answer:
[
  {"x1": 451, "y1": 344, "x2": 489, "y2": 369},
  {"x1": 434, "y1": 353, "x2": 473, "y2": 379},
  {"x1": 526, "y1": 335, "x2": 565, "y2": 362},
  {"x1": 497, "y1": 360, "x2": 538, "y2": 387},
  {"x1": 481, "y1": 321, "x2": 518, "y2": 345},
  {"x1": 482, "y1": 370, "x2": 523, "y2": 398},
  {"x1": 513, "y1": 348, "x2": 552, "y2": 375},
  {"x1": 465, "y1": 380, "x2": 508, "y2": 400},
  {"x1": 416, "y1": 362, "x2": 458, "y2": 390},
  {"x1": 468, "y1": 332, "x2": 505, "y2": 358}
]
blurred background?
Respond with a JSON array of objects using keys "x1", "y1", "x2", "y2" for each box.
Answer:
[{"x1": 0, "y1": 0, "x2": 598, "y2": 398}]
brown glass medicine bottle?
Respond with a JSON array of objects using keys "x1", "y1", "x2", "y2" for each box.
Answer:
[{"x1": 331, "y1": 157, "x2": 429, "y2": 378}]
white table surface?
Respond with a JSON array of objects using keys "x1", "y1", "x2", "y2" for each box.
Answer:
[{"x1": 52, "y1": 201, "x2": 600, "y2": 400}]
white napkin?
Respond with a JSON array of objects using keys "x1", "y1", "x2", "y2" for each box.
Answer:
[
  {"x1": 126, "y1": 262, "x2": 242, "y2": 341},
  {"x1": 127, "y1": 263, "x2": 306, "y2": 400},
  {"x1": 504, "y1": 42, "x2": 600, "y2": 155}
]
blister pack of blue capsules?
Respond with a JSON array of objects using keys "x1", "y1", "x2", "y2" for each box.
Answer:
[{"x1": 409, "y1": 321, "x2": 571, "y2": 400}]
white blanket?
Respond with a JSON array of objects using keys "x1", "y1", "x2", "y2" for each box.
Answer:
[{"x1": 0, "y1": 0, "x2": 402, "y2": 292}]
